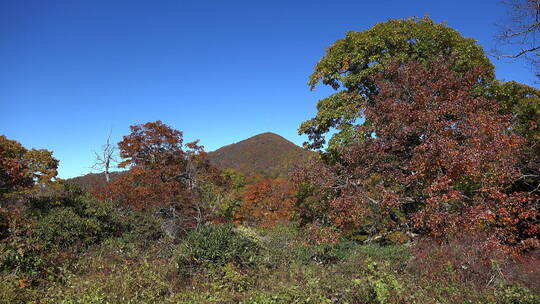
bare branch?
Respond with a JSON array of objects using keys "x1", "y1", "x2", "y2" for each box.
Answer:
[
  {"x1": 91, "y1": 130, "x2": 118, "y2": 183},
  {"x1": 496, "y1": 0, "x2": 540, "y2": 76},
  {"x1": 497, "y1": 45, "x2": 540, "y2": 58}
]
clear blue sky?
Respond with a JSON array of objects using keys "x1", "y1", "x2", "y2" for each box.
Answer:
[{"x1": 1, "y1": 0, "x2": 536, "y2": 178}]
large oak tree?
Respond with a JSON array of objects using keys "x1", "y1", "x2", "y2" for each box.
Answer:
[
  {"x1": 299, "y1": 17, "x2": 494, "y2": 153},
  {"x1": 294, "y1": 61, "x2": 539, "y2": 250}
]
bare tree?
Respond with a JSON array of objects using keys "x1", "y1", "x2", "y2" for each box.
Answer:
[
  {"x1": 496, "y1": 0, "x2": 540, "y2": 76},
  {"x1": 92, "y1": 131, "x2": 117, "y2": 183}
]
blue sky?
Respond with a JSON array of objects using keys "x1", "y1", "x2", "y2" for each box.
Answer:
[{"x1": 1, "y1": 0, "x2": 536, "y2": 178}]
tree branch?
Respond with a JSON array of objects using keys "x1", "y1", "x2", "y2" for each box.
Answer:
[{"x1": 497, "y1": 45, "x2": 540, "y2": 59}]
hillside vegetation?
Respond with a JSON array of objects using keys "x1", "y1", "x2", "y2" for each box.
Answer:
[{"x1": 207, "y1": 132, "x2": 314, "y2": 177}]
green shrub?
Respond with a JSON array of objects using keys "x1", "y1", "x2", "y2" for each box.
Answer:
[
  {"x1": 1, "y1": 184, "x2": 124, "y2": 279},
  {"x1": 33, "y1": 207, "x2": 103, "y2": 250},
  {"x1": 25, "y1": 182, "x2": 86, "y2": 217},
  {"x1": 121, "y1": 211, "x2": 164, "y2": 246},
  {"x1": 256, "y1": 224, "x2": 307, "y2": 267},
  {"x1": 37, "y1": 259, "x2": 171, "y2": 304},
  {"x1": 0, "y1": 210, "x2": 8, "y2": 240},
  {"x1": 493, "y1": 284, "x2": 539, "y2": 304},
  {"x1": 175, "y1": 224, "x2": 260, "y2": 273},
  {"x1": 0, "y1": 275, "x2": 35, "y2": 304},
  {"x1": 0, "y1": 212, "x2": 48, "y2": 277},
  {"x1": 29, "y1": 184, "x2": 123, "y2": 251},
  {"x1": 303, "y1": 241, "x2": 359, "y2": 265},
  {"x1": 359, "y1": 244, "x2": 411, "y2": 264}
]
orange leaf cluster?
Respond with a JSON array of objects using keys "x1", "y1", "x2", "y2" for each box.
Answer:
[
  {"x1": 238, "y1": 178, "x2": 294, "y2": 227},
  {"x1": 94, "y1": 121, "x2": 218, "y2": 229}
]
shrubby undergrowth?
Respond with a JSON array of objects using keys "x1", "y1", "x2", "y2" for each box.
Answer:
[
  {"x1": 175, "y1": 223, "x2": 260, "y2": 273},
  {"x1": 1, "y1": 202, "x2": 539, "y2": 303}
]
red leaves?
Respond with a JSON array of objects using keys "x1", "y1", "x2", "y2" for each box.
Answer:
[
  {"x1": 239, "y1": 178, "x2": 294, "y2": 227},
  {"x1": 96, "y1": 121, "x2": 215, "y2": 229},
  {"x1": 294, "y1": 60, "x2": 539, "y2": 250},
  {"x1": 0, "y1": 135, "x2": 58, "y2": 199},
  {"x1": 118, "y1": 120, "x2": 185, "y2": 169}
]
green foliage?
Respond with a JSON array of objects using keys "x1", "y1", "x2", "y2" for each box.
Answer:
[
  {"x1": 0, "y1": 212, "x2": 46, "y2": 277},
  {"x1": 0, "y1": 183, "x2": 123, "y2": 279},
  {"x1": 175, "y1": 224, "x2": 260, "y2": 272},
  {"x1": 199, "y1": 181, "x2": 243, "y2": 222},
  {"x1": 0, "y1": 276, "x2": 36, "y2": 304},
  {"x1": 292, "y1": 183, "x2": 331, "y2": 225},
  {"x1": 29, "y1": 185, "x2": 123, "y2": 251},
  {"x1": 38, "y1": 260, "x2": 171, "y2": 304},
  {"x1": 221, "y1": 168, "x2": 247, "y2": 189},
  {"x1": 34, "y1": 207, "x2": 104, "y2": 250},
  {"x1": 120, "y1": 211, "x2": 164, "y2": 246},
  {"x1": 256, "y1": 224, "x2": 308, "y2": 267},
  {"x1": 0, "y1": 209, "x2": 8, "y2": 240},
  {"x1": 494, "y1": 284, "x2": 539, "y2": 304},
  {"x1": 489, "y1": 80, "x2": 540, "y2": 149},
  {"x1": 358, "y1": 244, "x2": 411, "y2": 264},
  {"x1": 3, "y1": 223, "x2": 538, "y2": 303}
]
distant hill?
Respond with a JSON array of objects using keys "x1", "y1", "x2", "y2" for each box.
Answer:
[
  {"x1": 67, "y1": 171, "x2": 126, "y2": 190},
  {"x1": 207, "y1": 132, "x2": 315, "y2": 177}
]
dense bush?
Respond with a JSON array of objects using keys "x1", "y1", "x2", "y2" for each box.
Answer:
[
  {"x1": 34, "y1": 207, "x2": 104, "y2": 250},
  {"x1": 0, "y1": 209, "x2": 8, "y2": 240},
  {"x1": 494, "y1": 284, "x2": 539, "y2": 304},
  {"x1": 0, "y1": 184, "x2": 124, "y2": 281},
  {"x1": 175, "y1": 223, "x2": 260, "y2": 272},
  {"x1": 120, "y1": 211, "x2": 164, "y2": 246},
  {"x1": 0, "y1": 210, "x2": 46, "y2": 277},
  {"x1": 29, "y1": 186, "x2": 123, "y2": 251},
  {"x1": 1, "y1": 222, "x2": 538, "y2": 303}
]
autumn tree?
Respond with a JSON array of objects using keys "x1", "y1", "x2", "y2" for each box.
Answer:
[
  {"x1": 0, "y1": 135, "x2": 58, "y2": 203},
  {"x1": 295, "y1": 61, "x2": 539, "y2": 250},
  {"x1": 98, "y1": 121, "x2": 215, "y2": 230},
  {"x1": 299, "y1": 16, "x2": 493, "y2": 154},
  {"x1": 238, "y1": 177, "x2": 294, "y2": 227}
]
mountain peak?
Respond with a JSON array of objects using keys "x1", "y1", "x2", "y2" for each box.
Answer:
[{"x1": 207, "y1": 132, "x2": 313, "y2": 177}]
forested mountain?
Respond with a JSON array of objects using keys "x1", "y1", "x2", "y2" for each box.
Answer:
[
  {"x1": 207, "y1": 132, "x2": 314, "y2": 177},
  {"x1": 67, "y1": 171, "x2": 125, "y2": 189}
]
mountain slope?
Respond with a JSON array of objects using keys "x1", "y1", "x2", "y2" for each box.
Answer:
[{"x1": 207, "y1": 132, "x2": 314, "y2": 177}]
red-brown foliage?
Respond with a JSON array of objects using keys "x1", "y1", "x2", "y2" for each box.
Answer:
[
  {"x1": 0, "y1": 135, "x2": 58, "y2": 201},
  {"x1": 293, "y1": 60, "x2": 539, "y2": 250},
  {"x1": 95, "y1": 121, "x2": 217, "y2": 228},
  {"x1": 238, "y1": 177, "x2": 294, "y2": 227},
  {"x1": 412, "y1": 235, "x2": 540, "y2": 293}
]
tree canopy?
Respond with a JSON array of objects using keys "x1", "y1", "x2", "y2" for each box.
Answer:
[
  {"x1": 299, "y1": 17, "x2": 494, "y2": 153},
  {"x1": 294, "y1": 60, "x2": 539, "y2": 250},
  {"x1": 0, "y1": 135, "x2": 58, "y2": 200}
]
